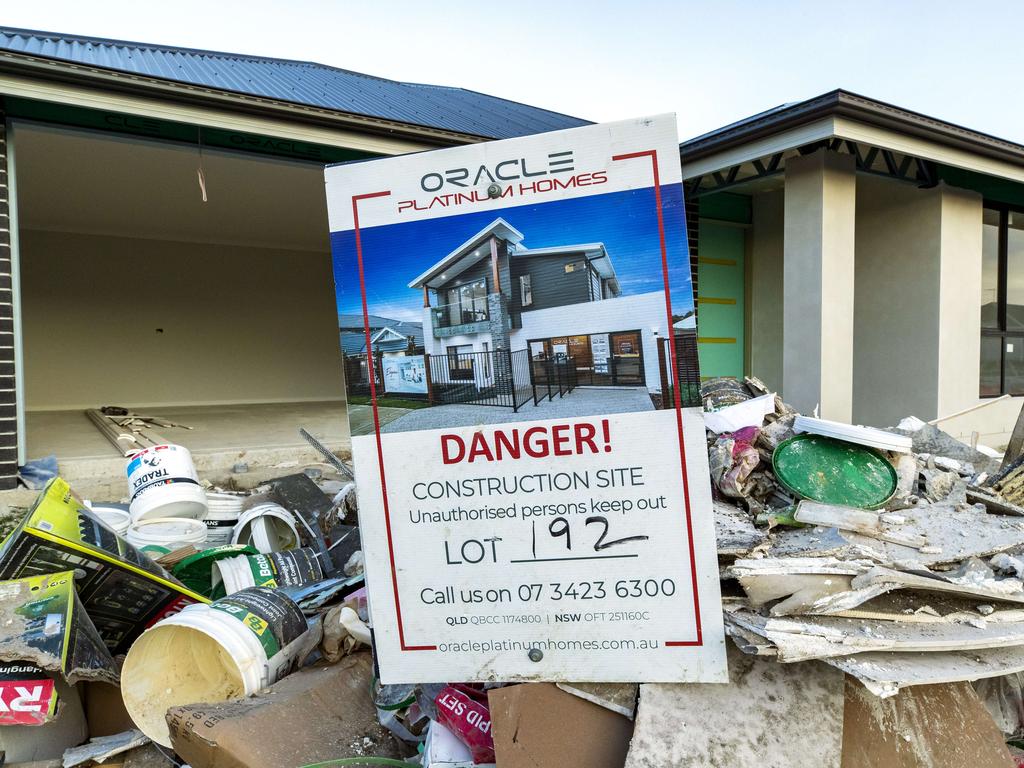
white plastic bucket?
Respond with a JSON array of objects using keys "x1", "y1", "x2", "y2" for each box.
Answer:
[
  {"x1": 126, "y1": 517, "x2": 208, "y2": 556},
  {"x1": 232, "y1": 503, "x2": 299, "y2": 553},
  {"x1": 121, "y1": 587, "x2": 312, "y2": 746},
  {"x1": 126, "y1": 444, "x2": 208, "y2": 522},
  {"x1": 88, "y1": 505, "x2": 131, "y2": 536},
  {"x1": 204, "y1": 492, "x2": 245, "y2": 546},
  {"x1": 214, "y1": 548, "x2": 325, "y2": 595}
]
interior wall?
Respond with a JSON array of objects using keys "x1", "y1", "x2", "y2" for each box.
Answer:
[
  {"x1": 748, "y1": 190, "x2": 784, "y2": 391},
  {"x1": 22, "y1": 230, "x2": 345, "y2": 410}
]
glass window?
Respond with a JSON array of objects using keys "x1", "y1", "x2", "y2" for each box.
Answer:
[
  {"x1": 981, "y1": 335, "x2": 1003, "y2": 396},
  {"x1": 520, "y1": 274, "x2": 533, "y2": 306},
  {"x1": 980, "y1": 205, "x2": 1024, "y2": 396},
  {"x1": 981, "y1": 208, "x2": 1000, "y2": 329},
  {"x1": 445, "y1": 279, "x2": 487, "y2": 325},
  {"x1": 1007, "y1": 337, "x2": 1024, "y2": 395},
  {"x1": 1009, "y1": 212, "x2": 1024, "y2": 331}
]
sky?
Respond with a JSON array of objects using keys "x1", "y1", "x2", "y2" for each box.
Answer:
[
  {"x1": 1, "y1": 1, "x2": 1020, "y2": 143},
  {"x1": 330, "y1": 185, "x2": 692, "y2": 325}
]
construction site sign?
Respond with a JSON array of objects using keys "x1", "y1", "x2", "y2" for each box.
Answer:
[{"x1": 326, "y1": 115, "x2": 726, "y2": 683}]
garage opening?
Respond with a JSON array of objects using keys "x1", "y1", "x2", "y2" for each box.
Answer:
[{"x1": 13, "y1": 122, "x2": 348, "y2": 483}]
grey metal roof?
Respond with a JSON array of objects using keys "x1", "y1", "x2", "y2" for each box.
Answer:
[
  {"x1": 0, "y1": 27, "x2": 590, "y2": 140},
  {"x1": 680, "y1": 89, "x2": 1024, "y2": 168},
  {"x1": 339, "y1": 316, "x2": 423, "y2": 355}
]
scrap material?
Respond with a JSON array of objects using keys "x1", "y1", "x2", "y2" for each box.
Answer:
[
  {"x1": 4, "y1": 373, "x2": 1024, "y2": 765},
  {"x1": 840, "y1": 678, "x2": 1014, "y2": 767},
  {"x1": 708, "y1": 377, "x2": 1024, "y2": 710},
  {"x1": 623, "y1": 647, "x2": 844, "y2": 768},
  {"x1": 85, "y1": 407, "x2": 191, "y2": 457}
]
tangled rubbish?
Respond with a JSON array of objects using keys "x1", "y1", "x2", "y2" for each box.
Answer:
[{"x1": 7, "y1": 389, "x2": 1024, "y2": 767}]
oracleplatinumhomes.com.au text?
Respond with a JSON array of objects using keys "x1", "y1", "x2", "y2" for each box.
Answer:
[{"x1": 438, "y1": 638, "x2": 660, "y2": 653}]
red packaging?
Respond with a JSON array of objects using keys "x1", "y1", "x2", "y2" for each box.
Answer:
[{"x1": 435, "y1": 685, "x2": 495, "y2": 764}]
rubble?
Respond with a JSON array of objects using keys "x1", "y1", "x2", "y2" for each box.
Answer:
[
  {"x1": 625, "y1": 646, "x2": 844, "y2": 768},
  {"x1": 706, "y1": 375, "x2": 1024, "y2": 736},
  {"x1": 2, "y1": 378, "x2": 1024, "y2": 767}
]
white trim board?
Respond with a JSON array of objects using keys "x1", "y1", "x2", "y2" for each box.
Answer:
[{"x1": 0, "y1": 73, "x2": 435, "y2": 157}]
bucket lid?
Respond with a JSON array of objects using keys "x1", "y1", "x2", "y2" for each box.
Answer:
[
  {"x1": 172, "y1": 544, "x2": 258, "y2": 599},
  {"x1": 92, "y1": 507, "x2": 131, "y2": 526},
  {"x1": 772, "y1": 434, "x2": 898, "y2": 510},
  {"x1": 129, "y1": 517, "x2": 208, "y2": 539},
  {"x1": 793, "y1": 415, "x2": 913, "y2": 454}
]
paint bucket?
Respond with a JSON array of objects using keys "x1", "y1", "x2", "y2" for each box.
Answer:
[
  {"x1": 126, "y1": 444, "x2": 208, "y2": 522},
  {"x1": 126, "y1": 517, "x2": 208, "y2": 556},
  {"x1": 232, "y1": 503, "x2": 300, "y2": 553},
  {"x1": 87, "y1": 503, "x2": 131, "y2": 536},
  {"x1": 214, "y1": 548, "x2": 325, "y2": 595},
  {"x1": 204, "y1": 492, "x2": 245, "y2": 546},
  {"x1": 121, "y1": 587, "x2": 312, "y2": 747},
  {"x1": 171, "y1": 544, "x2": 258, "y2": 599}
]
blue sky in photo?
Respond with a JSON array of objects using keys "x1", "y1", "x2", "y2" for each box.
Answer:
[{"x1": 331, "y1": 184, "x2": 693, "y2": 326}]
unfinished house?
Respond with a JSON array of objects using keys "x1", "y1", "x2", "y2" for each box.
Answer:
[
  {"x1": 682, "y1": 89, "x2": 1024, "y2": 447},
  {"x1": 0, "y1": 27, "x2": 587, "y2": 489}
]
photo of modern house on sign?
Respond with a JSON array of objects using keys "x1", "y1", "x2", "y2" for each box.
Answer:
[{"x1": 334, "y1": 160, "x2": 700, "y2": 437}]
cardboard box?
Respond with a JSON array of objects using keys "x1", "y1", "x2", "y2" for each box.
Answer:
[
  {"x1": 85, "y1": 682, "x2": 135, "y2": 738},
  {"x1": 167, "y1": 653, "x2": 407, "y2": 768},
  {"x1": 0, "y1": 478, "x2": 206, "y2": 654},
  {"x1": 488, "y1": 683, "x2": 633, "y2": 768},
  {"x1": 841, "y1": 677, "x2": 1014, "y2": 768},
  {"x1": 0, "y1": 571, "x2": 117, "y2": 726}
]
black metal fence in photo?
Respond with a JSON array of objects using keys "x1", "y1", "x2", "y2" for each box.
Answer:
[{"x1": 426, "y1": 348, "x2": 535, "y2": 411}]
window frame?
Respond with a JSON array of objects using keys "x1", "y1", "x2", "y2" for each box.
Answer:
[
  {"x1": 981, "y1": 201, "x2": 1024, "y2": 396},
  {"x1": 520, "y1": 274, "x2": 533, "y2": 307}
]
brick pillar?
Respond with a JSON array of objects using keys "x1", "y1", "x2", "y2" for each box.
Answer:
[
  {"x1": 487, "y1": 292, "x2": 512, "y2": 396},
  {"x1": 0, "y1": 121, "x2": 18, "y2": 488}
]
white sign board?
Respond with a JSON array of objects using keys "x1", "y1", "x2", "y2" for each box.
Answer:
[
  {"x1": 327, "y1": 115, "x2": 726, "y2": 683},
  {"x1": 383, "y1": 355, "x2": 427, "y2": 395},
  {"x1": 591, "y1": 333, "x2": 610, "y2": 374}
]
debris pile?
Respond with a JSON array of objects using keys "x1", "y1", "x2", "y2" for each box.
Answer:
[
  {"x1": 704, "y1": 376, "x2": 1024, "y2": 762},
  {"x1": 6, "y1": 385, "x2": 1024, "y2": 767}
]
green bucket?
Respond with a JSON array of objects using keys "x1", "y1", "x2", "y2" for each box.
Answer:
[{"x1": 772, "y1": 433, "x2": 898, "y2": 510}]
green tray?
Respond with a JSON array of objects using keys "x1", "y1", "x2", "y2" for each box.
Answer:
[{"x1": 772, "y1": 433, "x2": 898, "y2": 510}]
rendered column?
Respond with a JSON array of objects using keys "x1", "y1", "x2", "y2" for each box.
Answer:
[{"x1": 782, "y1": 149, "x2": 856, "y2": 421}]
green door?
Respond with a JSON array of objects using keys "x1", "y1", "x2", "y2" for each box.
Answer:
[{"x1": 696, "y1": 221, "x2": 745, "y2": 379}]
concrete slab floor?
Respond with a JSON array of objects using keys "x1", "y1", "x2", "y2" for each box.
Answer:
[
  {"x1": 27, "y1": 400, "x2": 351, "y2": 460},
  {"x1": 19, "y1": 401, "x2": 353, "y2": 502}
]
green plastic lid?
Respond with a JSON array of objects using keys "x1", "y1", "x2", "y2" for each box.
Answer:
[
  {"x1": 772, "y1": 434, "x2": 898, "y2": 510},
  {"x1": 172, "y1": 544, "x2": 258, "y2": 599}
]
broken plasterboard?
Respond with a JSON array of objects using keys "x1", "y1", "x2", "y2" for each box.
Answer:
[
  {"x1": 725, "y1": 608, "x2": 1024, "y2": 663},
  {"x1": 623, "y1": 645, "x2": 843, "y2": 768},
  {"x1": 826, "y1": 646, "x2": 1024, "y2": 698},
  {"x1": 554, "y1": 682, "x2": 638, "y2": 719},
  {"x1": 731, "y1": 558, "x2": 1024, "y2": 616},
  {"x1": 794, "y1": 501, "x2": 927, "y2": 548},
  {"x1": 713, "y1": 501, "x2": 768, "y2": 557},
  {"x1": 774, "y1": 502, "x2": 1024, "y2": 568}
]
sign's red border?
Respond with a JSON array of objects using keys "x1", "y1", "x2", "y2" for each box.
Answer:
[{"x1": 351, "y1": 149, "x2": 702, "y2": 652}]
